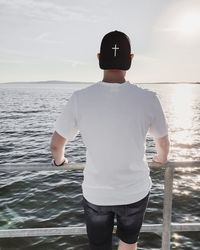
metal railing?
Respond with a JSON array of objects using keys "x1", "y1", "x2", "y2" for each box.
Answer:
[{"x1": 0, "y1": 161, "x2": 200, "y2": 250}]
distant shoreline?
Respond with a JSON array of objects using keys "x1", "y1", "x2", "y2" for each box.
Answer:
[{"x1": 0, "y1": 80, "x2": 200, "y2": 85}]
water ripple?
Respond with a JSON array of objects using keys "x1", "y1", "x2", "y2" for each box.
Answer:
[{"x1": 0, "y1": 83, "x2": 199, "y2": 249}]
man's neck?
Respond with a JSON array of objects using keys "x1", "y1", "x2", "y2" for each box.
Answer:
[{"x1": 102, "y1": 70, "x2": 126, "y2": 84}]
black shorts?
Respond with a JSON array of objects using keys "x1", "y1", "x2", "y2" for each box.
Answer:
[{"x1": 82, "y1": 193, "x2": 149, "y2": 250}]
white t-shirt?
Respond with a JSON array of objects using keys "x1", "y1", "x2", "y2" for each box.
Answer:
[{"x1": 55, "y1": 81, "x2": 168, "y2": 205}]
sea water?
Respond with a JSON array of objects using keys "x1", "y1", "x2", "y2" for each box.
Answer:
[{"x1": 0, "y1": 82, "x2": 199, "y2": 249}]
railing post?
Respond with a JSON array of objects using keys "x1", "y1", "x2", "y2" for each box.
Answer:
[{"x1": 161, "y1": 165, "x2": 174, "y2": 250}]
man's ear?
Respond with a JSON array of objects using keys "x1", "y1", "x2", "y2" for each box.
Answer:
[
  {"x1": 130, "y1": 54, "x2": 134, "y2": 60},
  {"x1": 97, "y1": 53, "x2": 100, "y2": 60}
]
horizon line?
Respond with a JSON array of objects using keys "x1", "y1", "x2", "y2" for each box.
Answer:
[{"x1": 1, "y1": 80, "x2": 200, "y2": 85}]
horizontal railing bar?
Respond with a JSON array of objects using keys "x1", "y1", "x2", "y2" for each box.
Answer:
[
  {"x1": 0, "y1": 163, "x2": 84, "y2": 172},
  {"x1": 0, "y1": 161, "x2": 200, "y2": 172},
  {"x1": 0, "y1": 223, "x2": 199, "y2": 238},
  {"x1": 171, "y1": 223, "x2": 200, "y2": 232}
]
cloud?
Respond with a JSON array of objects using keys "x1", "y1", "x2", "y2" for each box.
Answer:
[
  {"x1": 135, "y1": 54, "x2": 158, "y2": 62},
  {"x1": 0, "y1": 47, "x2": 35, "y2": 64},
  {"x1": 61, "y1": 59, "x2": 88, "y2": 67},
  {"x1": 0, "y1": 47, "x2": 27, "y2": 56},
  {"x1": 0, "y1": 59, "x2": 24, "y2": 64},
  {"x1": 34, "y1": 32, "x2": 65, "y2": 44},
  {"x1": 0, "y1": 0, "x2": 102, "y2": 23},
  {"x1": 0, "y1": 47, "x2": 88, "y2": 66}
]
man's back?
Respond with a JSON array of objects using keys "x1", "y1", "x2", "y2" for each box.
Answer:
[{"x1": 58, "y1": 81, "x2": 168, "y2": 205}]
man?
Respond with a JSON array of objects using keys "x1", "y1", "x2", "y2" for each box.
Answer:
[{"x1": 50, "y1": 30, "x2": 170, "y2": 250}]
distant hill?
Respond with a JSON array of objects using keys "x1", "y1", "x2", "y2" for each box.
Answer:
[
  {"x1": 1, "y1": 80, "x2": 94, "y2": 84},
  {"x1": 1, "y1": 80, "x2": 200, "y2": 84}
]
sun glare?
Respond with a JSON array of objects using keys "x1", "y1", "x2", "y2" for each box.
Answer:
[
  {"x1": 169, "y1": 84, "x2": 194, "y2": 144},
  {"x1": 175, "y1": 11, "x2": 200, "y2": 36}
]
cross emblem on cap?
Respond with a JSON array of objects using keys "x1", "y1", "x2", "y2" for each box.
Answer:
[{"x1": 112, "y1": 44, "x2": 119, "y2": 57}]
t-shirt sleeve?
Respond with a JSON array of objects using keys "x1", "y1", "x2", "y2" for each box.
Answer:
[
  {"x1": 54, "y1": 92, "x2": 79, "y2": 141},
  {"x1": 149, "y1": 93, "x2": 168, "y2": 139}
]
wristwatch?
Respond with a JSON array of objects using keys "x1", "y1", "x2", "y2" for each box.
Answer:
[{"x1": 52, "y1": 158, "x2": 68, "y2": 167}]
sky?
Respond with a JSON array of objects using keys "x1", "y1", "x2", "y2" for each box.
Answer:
[{"x1": 0, "y1": 0, "x2": 200, "y2": 83}]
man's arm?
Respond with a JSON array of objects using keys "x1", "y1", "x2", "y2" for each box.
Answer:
[
  {"x1": 153, "y1": 135, "x2": 170, "y2": 164},
  {"x1": 50, "y1": 131, "x2": 67, "y2": 165}
]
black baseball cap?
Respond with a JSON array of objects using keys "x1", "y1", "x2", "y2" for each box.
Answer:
[{"x1": 99, "y1": 30, "x2": 132, "y2": 70}]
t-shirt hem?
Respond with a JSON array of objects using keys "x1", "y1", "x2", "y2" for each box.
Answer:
[{"x1": 82, "y1": 182, "x2": 152, "y2": 206}]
